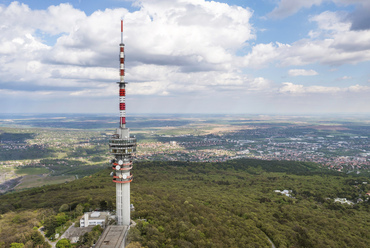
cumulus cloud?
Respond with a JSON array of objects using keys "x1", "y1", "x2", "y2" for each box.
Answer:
[
  {"x1": 349, "y1": 3, "x2": 370, "y2": 30},
  {"x1": 1, "y1": 0, "x2": 369, "y2": 114},
  {"x1": 278, "y1": 82, "x2": 370, "y2": 95},
  {"x1": 249, "y1": 77, "x2": 272, "y2": 91},
  {"x1": 0, "y1": 2, "x2": 88, "y2": 91},
  {"x1": 123, "y1": 0, "x2": 254, "y2": 70},
  {"x1": 347, "y1": 84, "x2": 370, "y2": 92},
  {"x1": 241, "y1": 43, "x2": 282, "y2": 68},
  {"x1": 288, "y1": 69, "x2": 318, "y2": 76},
  {"x1": 279, "y1": 82, "x2": 341, "y2": 94},
  {"x1": 0, "y1": 0, "x2": 258, "y2": 100},
  {"x1": 337, "y1": 76, "x2": 352, "y2": 80},
  {"x1": 310, "y1": 11, "x2": 350, "y2": 33},
  {"x1": 0, "y1": 2, "x2": 86, "y2": 36},
  {"x1": 307, "y1": 11, "x2": 370, "y2": 63},
  {"x1": 268, "y1": 0, "x2": 367, "y2": 19},
  {"x1": 267, "y1": 0, "x2": 370, "y2": 38},
  {"x1": 268, "y1": 0, "x2": 323, "y2": 19},
  {"x1": 127, "y1": 66, "x2": 271, "y2": 97},
  {"x1": 244, "y1": 10, "x2": 370, "y2": 68}
]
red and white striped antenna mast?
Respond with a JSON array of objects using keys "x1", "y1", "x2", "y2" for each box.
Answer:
[
  {"x1": 109, "y1": 18, "x2": 137, "y2": 227},
  {"x1": 119, "y1": 18, "x2": 126, "y2": 128},
  {"x1": 121, "y1": 19, "x2": 124, "y2": 43}
]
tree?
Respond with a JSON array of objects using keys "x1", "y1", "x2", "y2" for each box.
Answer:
[
  {"x1": 10, "y1": 243, "x2": 24, "y2": 248},
  {"x1": 31, "y1": 230, "x2": 45, "y2": 245},
  {"x1": 75, "y1": 204, "x2": 84, "y2": 217},
  {"x1": 126, "y1": 242, "x2": 143, "y2": 248},
  {"x1": 79, "y1": 232, "x2": 94, "y2": 247},
  {"x1": 56, "y1": 239, "x2": 71, "y2": 248},
  {"x1": 127, "y1": 227, "x2": 142, "y2": 243},
  {"x1": 59, "y1": 204, "x2": 69, "y2": 213},
  {"x1": 43, "y1": 216, "x2": 58, "y2": 237},
  {"x1": 99, "y1": 200, "x2": 108, "y2": 210},
  {"x1": 92, "y1": 225, "x2": 103, "y2": 233},
  {"x1": 55, "y1": 213, "x2": 69, "y2": 226}
]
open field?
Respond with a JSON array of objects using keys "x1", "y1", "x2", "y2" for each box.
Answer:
[
  {"x1": 14, "y1": 174, "x2": 76, "y2": 190},
  {"x1": 15, "y1": 167, "x2": 49, "y2": 175}
]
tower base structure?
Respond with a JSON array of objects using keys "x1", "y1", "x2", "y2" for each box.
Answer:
[
  {"x1": 109, "y1": 127, "x2": 136, "y2": 226},
  {"x1": 95, "y1": 225, "x2": 129, "y2": 248}
]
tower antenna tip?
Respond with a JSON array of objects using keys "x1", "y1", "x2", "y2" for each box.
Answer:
[{"x1": 120, "y1": 19, "x2": 123, "y2": 43}]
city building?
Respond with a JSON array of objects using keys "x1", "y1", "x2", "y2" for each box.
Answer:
[{"x1": 80, "y1": 212, "x2": 109, "y2": 227}]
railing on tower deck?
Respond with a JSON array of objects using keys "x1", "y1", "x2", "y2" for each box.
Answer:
[
  {"x1": 110, "y1": 147, "x2": 136, "y2": 155},
  {"x1": 109, "y1": 137, "x2": 137, "y2": 145}
]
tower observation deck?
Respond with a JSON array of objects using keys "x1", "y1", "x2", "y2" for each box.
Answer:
[{"x1": 109, "y1": 19, "x2": 136, "y2": 226}]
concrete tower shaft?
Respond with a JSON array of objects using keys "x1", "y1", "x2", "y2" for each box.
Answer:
[{"x1": 109, "y1": 19, "x2": 136, "y2": 226}]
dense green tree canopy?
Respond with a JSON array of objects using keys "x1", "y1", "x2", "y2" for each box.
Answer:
[
  {"x1": 10, "y1": 243, "x2": 24, "y2": 248},
  {"x1": 0, "y1": 159, "x2": 369, "y2": 247},
  {"x1": 56, "y1": 239, "x2": 71, "y2": 248}
]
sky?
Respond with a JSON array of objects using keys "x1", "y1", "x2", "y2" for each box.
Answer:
[{"x1": 1, "y1": 0, "x2": 370, "y2": 115}]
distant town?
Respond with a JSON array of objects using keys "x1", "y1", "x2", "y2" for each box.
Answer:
[
  {"x1": 136, "y1": 128, "x2": 370, "y2": 173},
  {"x1": 1, "y1": 114, "x2": 370, "y2": 193}
]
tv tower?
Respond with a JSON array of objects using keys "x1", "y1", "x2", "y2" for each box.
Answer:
[{"x1": 109, "y1": 19, "x2": 136, "y2": 226}]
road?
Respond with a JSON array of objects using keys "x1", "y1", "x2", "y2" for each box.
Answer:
[
  {"x1": 38, "y1": 226, "x2": 57, "y2": 248},
  {"x1": 38, "y1": 224, "x2": 75, "y2": 248},
  {"x1": 267, "y1": 236, "x2": 276, "y2": 248},
  {"x1": 60, "y1": 223, "x2": 75, "y2": 240}
]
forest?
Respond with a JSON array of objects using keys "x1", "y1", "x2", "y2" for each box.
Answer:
[{"x1": 0, "y1": 158, "x2": 369, "y2": 247}]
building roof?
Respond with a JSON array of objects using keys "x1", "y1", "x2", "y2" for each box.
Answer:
[
  {"x1": 95, "y1": 226, "x2": 128, "y2": 248},
  {"x1": 91, "y1": 212, "x2": 101, "y2": 218},
  {"x1": 83, "y1": 211, "x2": 110, "y2": 220}
]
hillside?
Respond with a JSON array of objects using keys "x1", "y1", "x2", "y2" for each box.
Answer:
[{"x1": 0, "y1": 159, "x2": 369, "y2": 247}]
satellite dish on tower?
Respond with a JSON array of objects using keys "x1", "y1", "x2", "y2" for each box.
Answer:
[
  {"x1": 122, "y1": 175, "x2": 127, "y2": 179},
  {"x1": 118, "y1": 160, "x2": 123, "y2": 165},
  {"x1": 116, "y1": 165, "x2": 121, "y2": 170}
]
